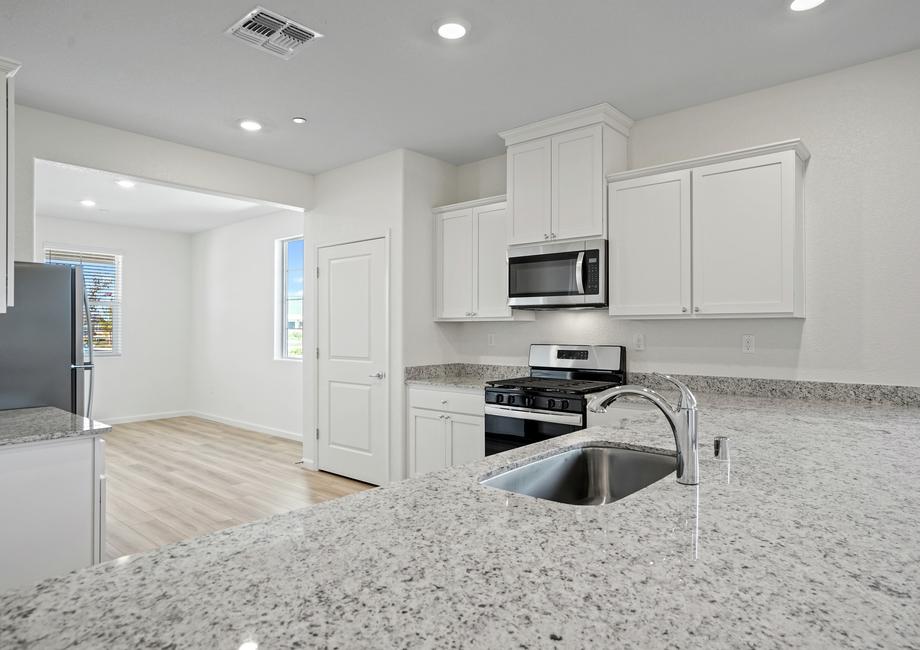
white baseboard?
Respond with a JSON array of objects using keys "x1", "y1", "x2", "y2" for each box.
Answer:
[
  {"x1": 300, "y1": 457, "x2": 317, "y2": 471},
  {"x1": 188, "y1": 411, "x2": 304, "y2": 442},
  {"x1": 102, "y1": 410, "x2": 304, "y2": 443},
  {"x1": 101, "y1": 410, "x2": 193, "y2": 425}
]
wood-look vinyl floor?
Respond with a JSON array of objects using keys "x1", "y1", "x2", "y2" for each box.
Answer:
[{"x1": 104, "y1": 416, "x2": 372, "y2": 559}]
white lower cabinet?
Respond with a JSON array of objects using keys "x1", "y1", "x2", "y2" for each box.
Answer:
[
  {"x1": 408, "y1": 387, "x2": 484, "y2": 477},
  {"x1": 0, "y1": 435, "x2": 106, "y2": 592}
]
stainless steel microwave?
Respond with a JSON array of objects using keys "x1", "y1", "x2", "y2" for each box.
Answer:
[{"x1": 507, "y1": 239, "x2": 607, "y2": 309}]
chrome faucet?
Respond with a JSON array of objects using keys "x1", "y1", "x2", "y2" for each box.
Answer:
[{"x1": 586, "y1": 374, "x2": 699, "y2": 486}]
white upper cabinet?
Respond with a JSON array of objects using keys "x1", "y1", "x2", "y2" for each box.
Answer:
[
  {"x1": 506, "y1": 139, "x2": 551, "y2": 245},
  {"x1": 438, "y1": 208, "x2": 474, "y2": 319},
  {"x1": 500, "y1": 104, "x2": 631, "y2": 247},
  {"x1": 607, "y1": 140, "x2": 808, "y2": 319},
  {"x1": 609, "y1": 170, "x2": 692, "y2": 316},
  {"x1": 0, "y1": 57, "x2": 20, "y2": 314},
  {"x1": 434, "y1": 196, "x2": 534, "y2": 322},
  {"x1": 692, "y1": 151, "x2": 800, "y2": 316},
  {"x1": 552, "y1": 125, "x2": 605, "y2": 241}
]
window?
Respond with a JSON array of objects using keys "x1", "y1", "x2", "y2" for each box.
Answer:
[
  {"x1": 281, "y1": 238, "x2": 304, "y2": 359},
  {"x1": 45, "y1": 248, "x2": 123, "y2": 356}
]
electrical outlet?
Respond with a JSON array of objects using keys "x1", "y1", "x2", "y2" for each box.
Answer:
[
  {"x1": 487, "y1": 333, "x2": 496, "y2": 347},
  {"x1": 633, "y1": 333, "x2": 646, "y2": 351},
  {"x1": 742, "y1": 335, "x2": 755, "y2": 354}
]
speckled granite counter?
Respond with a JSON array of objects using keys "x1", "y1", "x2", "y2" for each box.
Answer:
[
  {"x1": 0, "y1": 406, "x2": 111, "y2": 448},
  {"x1": 2, "y1": 395, "x2": 919, "y2": 648},
  {"x1": 406, "y1": 376, "x2": 489, "y2": 391}
]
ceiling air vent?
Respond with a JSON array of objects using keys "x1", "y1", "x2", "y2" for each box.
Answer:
[{"x1": 226, "y1": 6, "x2": 322, "y2": 60}]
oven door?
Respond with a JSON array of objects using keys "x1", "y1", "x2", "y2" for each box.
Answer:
[
  {"x1": 507, "y1": 239, "x2": 606, "y2": 308},
  {"x1": 484, "y1": 405, "x2": 584, "y2": 456}
]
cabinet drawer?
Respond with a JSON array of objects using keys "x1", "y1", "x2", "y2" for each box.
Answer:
[{"x1": 408, "y1": 388, "x2": 484, "y2": 416}]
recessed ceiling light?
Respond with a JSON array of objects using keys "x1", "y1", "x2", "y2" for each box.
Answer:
[
  {"x1": 790, "y1": 0, "x2": 826, "y2": 11},
  {"x1": 435, "y1": 21, "x2": 469, "y2": 40},
  {"x1": 80, "y1": 199, "x2": 96, "y2": 207},
  {"x1": 239, "y1": 119, "x2": 263, "y2": 132},
  {"x1": 115, "y1": 179, "x2": 135, "y2": 189},
  {"x1": 292, "y1": 117, "x2": 308, "y2": 125}
]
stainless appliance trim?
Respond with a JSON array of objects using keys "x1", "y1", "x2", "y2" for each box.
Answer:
[
  {"x1": 575, "y1": 251, "x2": 585, "y2": 295},
  {"x1": 507, "y1": 238, "x2": 606, "y2": 309},
  {"x1": 485, "y1": 404, "x2": 583, "y2": 427},
  {"x1": 527, "y1": 344, "x2": 625, "y2": 371}
]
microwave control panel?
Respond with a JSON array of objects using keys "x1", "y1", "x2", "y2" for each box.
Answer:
[{"x1": 585, "y1": 251, "x2": 600, "y2": 295}]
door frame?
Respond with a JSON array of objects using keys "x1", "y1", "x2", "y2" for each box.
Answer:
[{"x1": 311, "y1": 231, "x2": 391, "y2": 484}]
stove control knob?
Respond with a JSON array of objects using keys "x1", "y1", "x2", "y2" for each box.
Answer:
[
  {"x1": 561, "y1": 400, "x2": 569, "y2": 410},
  {"x1": 507, "y1": 395, "x2": 516, "y2": 405},
  {"x1": 547, "y1": 399, "x2": 556, "y2": 409},
  {"x1": 523, "y1": 396, "x2": 533, "y2": 407},
  {"x1": 495, "y1": 394, "x2": 504, "y2": 404}
]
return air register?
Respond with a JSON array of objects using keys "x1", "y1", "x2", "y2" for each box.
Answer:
[{"x1": 226, "y1": 6, "x2": 322, "y2": 60}]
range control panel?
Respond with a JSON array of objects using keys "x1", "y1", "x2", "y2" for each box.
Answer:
[{"x1": 484, "y1": 389, "x2": 584, "y2": 414}]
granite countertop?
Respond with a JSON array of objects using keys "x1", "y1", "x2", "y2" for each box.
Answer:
[
  {"x1": 2, "y1": 395, "x2": 919, "y2": 648},
  {"x1": 0, "y1": 406, "x2": 111, "y2": 448},
  {"x1": 406, "y1": 376, "x2": 490, "y2": 391}
]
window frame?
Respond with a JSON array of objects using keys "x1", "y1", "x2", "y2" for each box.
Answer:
[
  {"x1": 280, "y1": 236, "x2": 304, "y2": 361},
  {"x1": 43, "y1": 245, "x2": 124, "y2": 358}
]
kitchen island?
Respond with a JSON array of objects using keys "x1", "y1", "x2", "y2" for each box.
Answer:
[{"x1": 1, "y1": 394, "x2": 918, "y2": 648}]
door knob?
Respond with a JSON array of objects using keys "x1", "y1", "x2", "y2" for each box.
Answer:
[{"x1": 369, "y1": 371, "x2": 386, "y2": 379}]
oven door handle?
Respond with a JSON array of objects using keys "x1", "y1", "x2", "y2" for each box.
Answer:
[
  {"x1": 485, "y1": 404, "x2": 583, "y2": 427},
  {"x1": 575, "y1": 251, "x2": 585, "y2": 295}
]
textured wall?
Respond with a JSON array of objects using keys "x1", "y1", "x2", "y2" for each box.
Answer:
[{"x1": 440, "y1": 49, "x2": 920, "y2": 386}]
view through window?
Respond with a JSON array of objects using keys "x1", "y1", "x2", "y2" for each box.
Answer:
[
  {"x1": 283, "y1": 238, "x2": 304, "y2": 359},
  {"x1": 45, "y1": 248, "x2": 123, "y2": 355}
]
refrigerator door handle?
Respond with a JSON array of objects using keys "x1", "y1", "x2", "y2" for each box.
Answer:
[{"x1": 72, "y1": 267, "x2": 96, "y2": 422}]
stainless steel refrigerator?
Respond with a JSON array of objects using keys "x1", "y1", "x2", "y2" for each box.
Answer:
[{"x1": 0, "y1": 261, "x2": 94, "y2": 418}]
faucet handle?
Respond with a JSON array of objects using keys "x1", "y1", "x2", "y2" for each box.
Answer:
[{"x1": 652, "y1": 373, "x2": 697, "y2": 410}]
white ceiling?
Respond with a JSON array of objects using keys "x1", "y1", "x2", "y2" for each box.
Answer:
[
  {"x1": 4, "y1": 1, "x2": 920, "y2": 174},
  {"x1": 35, "y1": 160, "x2": 290, "y2": 233}
]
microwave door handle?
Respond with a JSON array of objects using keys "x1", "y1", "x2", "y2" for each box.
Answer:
[{"x1": 575, "y1": 252, "x2": 585, "y2": 294}]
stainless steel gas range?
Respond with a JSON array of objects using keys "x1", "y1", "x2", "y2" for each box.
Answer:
[{"x1": 483, "y1": 344, "x2": 627, "y2": 456}]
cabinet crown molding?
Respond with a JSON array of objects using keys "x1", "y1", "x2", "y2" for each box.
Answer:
[
  {"x1": 432, "y1": 194, "x2": 506, "y2": 214},
  {"x1": 607, "y1": 139, "x2": 810, "y2": 183},
  {"x1": 499, "y1": 103, "x2": 633, "y2": 146},
  {"x1": 0, "y1": 56, "x2": 22, "y2": 76}
]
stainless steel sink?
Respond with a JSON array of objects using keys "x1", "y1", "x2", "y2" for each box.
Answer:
[{"x1": 480, "y1": 445, "x2": 676, "y2": 506}]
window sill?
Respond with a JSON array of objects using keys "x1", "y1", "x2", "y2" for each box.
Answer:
[{"x1": 274, "y1": 356, "x2": 303, "y2": 363}]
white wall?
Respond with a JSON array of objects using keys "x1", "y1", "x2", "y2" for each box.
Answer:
[
  {"x1": 190, "y1": 210, "x2": 304, "y2": 439},
  {"x1": 33, "y1": 216, "x2": 192, "y2": 421},
  {"x1": 402, "y1": 150, "x2": 459, "y2": 367},
  {"x1": 303, "y1": 150, "x2": 407, "y2": 474},
  {"x1": 15, "y1": 106, "x2": 313, "y2": 262},
  {"x1": 439, "y1": 49, "x2": 920, "y2": 387},
  {"x1": 456, "y1": 153, "x2": 506, "y2": 202}
]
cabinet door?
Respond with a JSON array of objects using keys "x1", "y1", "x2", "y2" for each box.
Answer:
[
  {"x1": 507, "y1": 138, "x2": 552, "y2": 245},
  {"x1": 552, "y1": 125, "x2": 604, "y2": 241},
  {"x1": 692, "y1": 152, "x2": 796, "y2": 315},
  {"x1": 472, "y1": 203, "x2": 512, "y2": 318},
  {"x1": 447, "y1": 413, "x2": 485, "y2": 466},
  {"x1": 408, "y1": 408, "x2": 449, "y2": 477},
  {"x1": 609, "y1": 170, "x2": 691, "y2": 316},
  {"x1": 437, "y1": 208, "x2": 474, "y2": 318},
  {"x1": 0, "y1": 437, "x2": 96, "y2": 592}
]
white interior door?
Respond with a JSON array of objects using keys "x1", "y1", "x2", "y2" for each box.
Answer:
[{"x1": 317, "y1": 238, "x2": 388, "y2": 485}]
